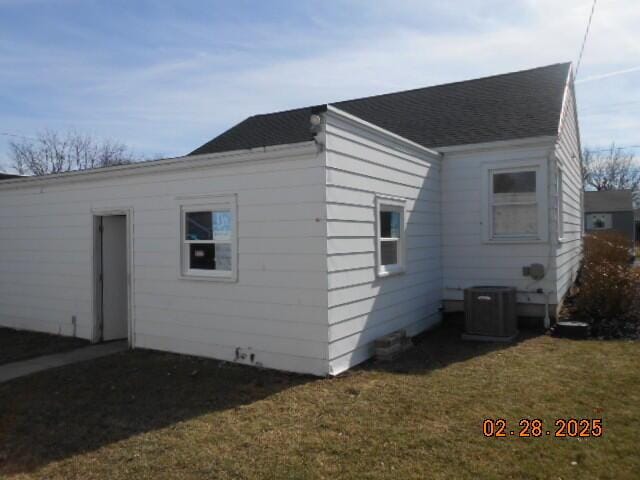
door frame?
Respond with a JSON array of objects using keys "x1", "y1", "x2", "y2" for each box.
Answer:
[{"x1": 91, "y1": 207, "x2": 135, "y2": 347}]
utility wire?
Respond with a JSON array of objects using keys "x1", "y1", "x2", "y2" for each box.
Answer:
[
  {"x1": 575, "y1": 0, "x2": 597, "y2": 77},
  {"x1": 588, "y1": 145, "x2": 640, "y2": 152}
]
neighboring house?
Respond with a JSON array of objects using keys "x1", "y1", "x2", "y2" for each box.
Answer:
[
  {"x1": 584, "y1": 190, "x2": 636, "y2": 245},
  {"x1": 0, "y1": 62, "x2": 582, "y2": 376},
  {"x1": 0, "y1": 173, "x2": 20, "y2": 180}
]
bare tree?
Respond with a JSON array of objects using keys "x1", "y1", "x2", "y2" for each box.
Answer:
[
  {"x1": 582, "y1": 144, "x2": 640, "y2": 191},
  {"x1": 9, "y1": 130, "x2": 138, "y2": 176}
]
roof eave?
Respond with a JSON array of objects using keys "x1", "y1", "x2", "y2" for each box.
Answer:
[
  {"x1": 0, "y1": 141, "x2": 318, "y2": 190},
  {"x1": 435, "y1": 135, "x2": 558, "y2": 154}
]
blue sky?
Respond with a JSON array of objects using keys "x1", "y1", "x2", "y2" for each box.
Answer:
[{"x1": 1, "y1": 0, "x2": 639, "y2": 171}]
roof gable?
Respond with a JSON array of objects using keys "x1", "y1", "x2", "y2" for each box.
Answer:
[
  {"x1": 190, "y1": 62, "x2": 571, "y2": 156},
  {"x1": 584, "y1": 190, "x2": 634, "y2": 213},
  {"x1": 0, "y1": 173, "x2": 20, "y2": 180}
]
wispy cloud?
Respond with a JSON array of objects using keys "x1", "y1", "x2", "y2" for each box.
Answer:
[
  {"x1": 0, "y1": 0, "x2": 639, "y2": 171},
  {"x1": 576, "y1": 65, "x2": 640, "y2": 84}
]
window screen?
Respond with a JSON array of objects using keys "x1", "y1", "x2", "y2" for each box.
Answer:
[{"x1": 490, "y1": 170, "x2": 538, "y2": 238}]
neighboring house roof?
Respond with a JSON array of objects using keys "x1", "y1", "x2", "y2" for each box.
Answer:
[
  {"x1": 190, "y1": 62, "x2": 571, "y2": 156},
  {"x1": 0, "y1": 173, "x2": 20, "y2": 180},
  {"x1": 584, "y1": 190, "x2": 634, "y2": 213}
]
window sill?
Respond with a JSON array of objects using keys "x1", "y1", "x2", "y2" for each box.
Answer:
[
  {"x1": 179, "y1": 273, "x2": 237, "y2": 283},
  {"x1": 484, "y1": 237, "x2": 546, "y2": 245},
  {"x1": 377, "y1": 266, "x2": 405, "y2": 278}
]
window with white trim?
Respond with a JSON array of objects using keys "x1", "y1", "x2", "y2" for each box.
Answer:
[
  {"x1": 557, "y1": 167, "x2": 564, "y2": 240},
  {"x1": 376, "y1": 197, "x2": 406, "y2": 276},
  {"x1": 490, "y1": 169, "x2": 539, "y2": 239},
  {"x1": 587, "y1": 213, "x2": 612, "y2": 230},
  {"x1": 180, "y1": 197, "x2": 237, "y2": 280}
]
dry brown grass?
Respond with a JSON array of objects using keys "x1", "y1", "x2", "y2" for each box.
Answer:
[
  {"x1": 1, "y1": 321, "x2": 639, "y2": 479},
  {"x1": 583, "y1": 232, "x2": 633, "y2": 264},
  {"x1": 572, "y1": 232, "x2": 640, "y2": 337}
]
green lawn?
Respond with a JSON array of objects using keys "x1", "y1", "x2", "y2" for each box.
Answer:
[
  {"x1": 0, "y1": 327, "x2": 88, "y2": 365},
  {"x1": 0, "y1": 321, "x2": 638, "y2": 479}
]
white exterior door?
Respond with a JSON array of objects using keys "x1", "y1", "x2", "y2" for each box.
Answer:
[{"x1": 101, "y1": 215, "x2": 128, "y2": 341}]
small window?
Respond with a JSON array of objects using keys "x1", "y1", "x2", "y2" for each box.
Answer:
[
  {"x1": 490, "y1": 169, "x2": 539, "y2": 239},
  {"x1": 557, "y1": 168, "x2": 564, "y2": 240},
  {"x1": 587, "y1": 213, "x2": 612, "y2": 230},
  {"x1": 376, "y1": 197, "x2": 406, "y2": 277},
  {"x1": 181, "y1": 197, "x2": 236, "y2": 280}
]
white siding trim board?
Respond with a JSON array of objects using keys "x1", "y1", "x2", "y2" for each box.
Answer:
[
  {"x1": 322, "y1": 106, "x2": 443, "y2": 375},
  {"x1": 0, "y1": 142, "x2": 319, "y2": 191}
]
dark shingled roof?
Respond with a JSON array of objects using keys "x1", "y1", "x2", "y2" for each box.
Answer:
[
  {"x1": 0, "y1": 173, "x2": 20, "y2": 180},
  {"x1": 584, "y1": 190, "x2": 634, "y2": 213},
  {"x1": 189, "y1": 62, "x2": 571, "y2": 156}
]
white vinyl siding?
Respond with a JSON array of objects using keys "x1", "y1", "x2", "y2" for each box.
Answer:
[
  {"x1": 553, "y1": 81, "x2": 583, "y2": 304},
  {"x1": 443, "y1": 74, "x2": 582, "y2": 315},
  {"x1": 324, "y1": 109, "x2": 442, "y2": 375},
  {"x1": 442, "y1": 139, "x2": 557, "y2": 308},
  {"x1": 0, "y1": 143, "x2": 330, "y2": 375}
]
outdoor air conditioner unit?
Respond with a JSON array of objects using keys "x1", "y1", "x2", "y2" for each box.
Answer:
[{"x1": 462, "y1": 286, "x2": 518, "y2": 342}]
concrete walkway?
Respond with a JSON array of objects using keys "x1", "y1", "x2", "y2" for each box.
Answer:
[{"x1": 0, "y1": 341, "x2": 128, "y2": 383}]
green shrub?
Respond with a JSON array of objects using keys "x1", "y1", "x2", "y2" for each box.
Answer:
[{"x1": 574, "y1": 232, "x2": 640, "y2": 338}]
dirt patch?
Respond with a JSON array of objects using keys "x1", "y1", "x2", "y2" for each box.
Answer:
[{"x1": 0, "y1": 328, "x2": 88, "y2": 365}]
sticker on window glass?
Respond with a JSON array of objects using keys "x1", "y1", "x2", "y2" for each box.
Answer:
[
  {"x1": 214, "y1": 243, "x2": 232, "y2": 271},
  {"x1": 212, "y1": 211, "x2": 232, "y2": 241}
]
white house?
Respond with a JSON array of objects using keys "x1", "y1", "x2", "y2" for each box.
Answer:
[{"x1": 0, "y1": 62, "x2": 582, "y2": 376}]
